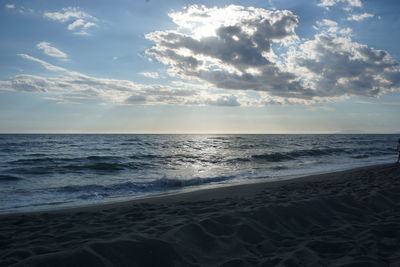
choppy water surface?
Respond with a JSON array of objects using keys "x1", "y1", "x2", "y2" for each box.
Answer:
[{"x1": 0, "y1": 134, "x2": 397, "y2": 213}]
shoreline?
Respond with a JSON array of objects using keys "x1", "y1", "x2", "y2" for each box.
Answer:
[
  {"x1": 0, "y1": 161, "x2": 392, "y2": 217},
  {"x1": 46, "y1": 162, "x2": 399, "y2": 211},
  {"x1": 2, "y1": 163, "x2": 400, "y2": 266}
]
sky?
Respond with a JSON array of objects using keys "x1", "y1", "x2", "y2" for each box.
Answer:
[{"x1": 0, "y1": 0, "x2": 400, "y2": 133}]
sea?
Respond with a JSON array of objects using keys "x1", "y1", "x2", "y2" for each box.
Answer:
[{"x1": 0, "y1": 134, "x2": 397, "y2": 214}]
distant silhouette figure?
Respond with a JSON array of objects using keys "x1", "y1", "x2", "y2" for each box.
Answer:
[{"x1": 397, "y1": 138, "x2": 400, "y2": 164}]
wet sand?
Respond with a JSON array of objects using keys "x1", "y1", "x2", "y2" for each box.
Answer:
[{"x1": 1, "y1": 163, "x2": 400, "y2": 266}]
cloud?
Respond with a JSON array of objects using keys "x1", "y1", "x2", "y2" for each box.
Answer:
[
  {"x1": 289, "y1": 32, "x2": 400, "y2": 99},
  {"x1": 315, "y1": 19, "x2": 352, "y2": 35},
  {"x1": 124, "y1": 95, "x2": 147, "y2": 104},
  {"x1": 36, "y1": 42, "x2": 68, "y2": 59},
  {"x1": 4, "y1": 5, "x2": 399, "y2": 107},
  {"x1": 145, "y1": 5, "x2": 400, "y2": 103},
  {"x1": 1, "y1": 54, "x2": 255, "y2": 107},
  {"x1": 4, "y1": 4, "x2": 34, "y2": 14},
  {"x1": 317, "y1": 0, "x2": 362, "y2": 8},
  {"x1": 317, "y1": 19, "x2": 338, "y2": 27},
  {"x1": 146, "y1": 5, "x2": 314, "y2": 101},
  {"x1": 347, "y1": 12, "x2": 374, "y2": 21},
  {"x1": 4, "y1": 4, "x2": 15, "y2": 9},
  {"x1": 206, "y1": 95, "x2": 241, "y2": 107},
  {"x1": 44, "y1": 7, "x2": 97, "y2": 35},
  {"x1": 139, "y1": 72, "x2": 160, "y2": 79},
  {"x1": 43, "y1": 7, "x2": 95, "y2": 22},
  {"x1": 67, "y1": 19, "x2": 95, "y2": 30},
  {"x1": 4, "y1": 75, "x2": 51, "y2": 93},
  {"x1": 18, "y1": 53, "x2": 70, "y2": 73}
]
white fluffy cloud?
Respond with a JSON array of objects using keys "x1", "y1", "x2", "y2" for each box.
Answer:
[
  {"x1": 317, "y1": 0, "x2": 363, "y2": 8},
  {"x1": 289, "y1": 33, "x2": 399, "y2": 99},
  {"x1": 44, "y1": 7, "x2": 97, "y2": 35},
  {"x1": 67, "y1": 19, "x2": 95, "y2": 31},
  {"x1": 44, "y1": 7, "x2": 94, "y2": 22},
  {"x1": 315, "y1": 19, "x2": 352, "y2": 34},
  {"x1": 347, "y1": 12, "x2": 374, "y2": 21},
  {"x1": 146, "y1": 5, "x2": 315, "y2": 101},
  {"x1": 145, "y1": 5, "x2": 400, "y2": 103},
  {"x1": 4, "y1": 4, "x2": 15, "y2": 9},
  {"x1": 36, "y1": 42, "x2": 68, "y2": 59},
  {"x1": 139, "y1": 72, "x2": 160, "y2": 79}
]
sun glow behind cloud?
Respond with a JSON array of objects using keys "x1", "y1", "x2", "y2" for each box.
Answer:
[{"x1": 145, "y1": 4, "x2": 400, "y2": 105}]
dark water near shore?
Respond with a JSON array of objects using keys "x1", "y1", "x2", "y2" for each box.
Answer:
[{"x1": 0, "y1": 134, "x2": 397, "y2": 213}]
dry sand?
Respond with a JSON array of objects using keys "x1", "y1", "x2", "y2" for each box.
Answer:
[{"x1": 1, "y1": 163, "x2": 400, "y2": 266}]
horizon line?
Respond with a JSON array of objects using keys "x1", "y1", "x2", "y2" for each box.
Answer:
[{"x1": 0, "y1": 132, "x2": 399, "y2": 135}]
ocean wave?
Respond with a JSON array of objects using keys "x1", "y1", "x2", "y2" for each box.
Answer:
[
  {"x1": 55, "y1": 175, "x2": 236, "y2": 197},
  {"x1": 271, "y1": 166, "x2": 289, "y2": 170},
  {"x1": 250, "y1": 148, "x2": 348, "y2": 162},
  {"x1": 12, "y1": 155, "x2": 128, "y2": 162},
  {"x1": 25, "y1": 153, "x2": 48, "y2": 157},
  {"x1": 65, "y1": 163, "x2": 127, "y2": 171},
  {"x1": 7, "y1": 166, "x2": 58, "y2": 175},
  {"x1": 251, "y1": 152, "x2": 293, "y2": 162},
  {"x1": 347, "y1": 147, "x2": 393, "y2": 156},
  {"x1": 86, "y1": 155, "x2": 123, "y2": 161},
  {"x1": 130, "y1": 153, "x2": 196, "y2": 164},
  {"x1": 351, "y1": 154, "x2": 369, "y2": 159},
  {"x1": 252, "y1": 148, "x2": 346, "y2": 162},
  {"x1": 125, "y1": 138, "x2": 141, "y2": 142},
  {"x1": 293, "y1": 148, "x2": 347, "y2": 156},
  {"x1": 152, "y1": 175, "x2": 235, "y2": 187},
  {"x1": 129, "y1": 154, "x2": 162, "y2": 160},
  {"x1": 9, "y1": 157, "x2": 75, "y2": 165},
  {"x1": 0, "y1": 175, "x2": 23, "y2": 181},
  {"x1": 7, "y1": 161, "x2": 152, "y2": 174},
  {"x1": 63, "y1": 161, "x2": 154, "y2": 171},
  {"x1": 208, "y1": 136, "x2": 229, "y2": 140},
  {"x1": 120, "y1": 142, "x2": 136, "y2": 146},
  {"x1": 249, "y1": 147, "x2": 393, "y2": 163},
  {"x1": 0, "y1": 148, "x2": 14, "y2": 153},
  {"x1": 236, "y1": 144, "x2": 258, "y2": 149}
]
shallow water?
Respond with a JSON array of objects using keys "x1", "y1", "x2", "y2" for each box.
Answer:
[{"x1": 0, "y1": 134, "x2": 397, "y2": 213}]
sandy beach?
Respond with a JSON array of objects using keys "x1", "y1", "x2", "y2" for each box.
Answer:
[{"x1": 1, "y1": 163, "x2": 400, "y2": 266}]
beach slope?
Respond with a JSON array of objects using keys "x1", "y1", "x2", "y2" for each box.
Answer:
[{"x1": 1, "y1": 163, "x2": 400, "y2": 266}]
